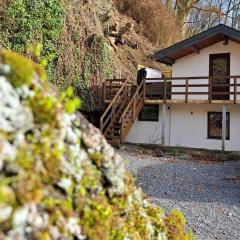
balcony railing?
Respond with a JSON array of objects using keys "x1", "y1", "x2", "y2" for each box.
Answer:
[
  {"x1": 103, "y1": 79, "x2": 131, "y2": 102},
  {"x1": 145, "y1": 76, "x2": 240, "y2": 103},
  {"x1": 103, "y1": 76, "x2": 240, "y2": 104}
]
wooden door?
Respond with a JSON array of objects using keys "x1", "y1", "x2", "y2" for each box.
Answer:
[{"x1": 209, "y1": 53, "x2": 230, "y2": 100}]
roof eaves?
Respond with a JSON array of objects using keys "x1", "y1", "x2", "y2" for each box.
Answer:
[{"x1": 154, "y1": 24, "x2": 240, "y2": 63}]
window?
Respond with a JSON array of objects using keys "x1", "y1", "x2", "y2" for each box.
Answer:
[
  {"x1": 209, "y1": 53, "x2": 230, "y2": 100},
  {"x1": 208, "y1": 112, "x2": 230, "y2": 140},
  {"x1": 138, "y1": 105, "x2": 159, "y2": 121}
]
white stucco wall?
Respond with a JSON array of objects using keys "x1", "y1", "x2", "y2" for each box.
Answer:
[
  {"x1": 171, "y1": 40, "x2": 240, "y2": 100},
  {"x1": 126, "y1": 103, "x2": 240, "y2": 151},
  {"x1": 169, "y1": 104, "x2": 240, "y2": 151},
  {"x1": 126, "y1": 105, "x2": 170, "y2": 145}
]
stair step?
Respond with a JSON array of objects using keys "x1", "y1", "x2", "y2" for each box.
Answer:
[
  {"x1": 113, "y1": 130, "x2": 120, "y2": 134},
  {"x1": 106, "y1": 137, "x2": 121, "y2": 147},
  {"x1": 106, "y1": 136, "x2": 120, "y2": 140},
  {"x1": 114, "y1": 126, "x2": 120, "y2": 130},
  {"x1": 106, "y1": 132, "x2": 120, "y2": 137},
  {"x1": 109, "y1": 125, "x2": 120, "y2": 130},
  {"x1": 106, "y1": 128, "x2": 121, "y2": 133}
]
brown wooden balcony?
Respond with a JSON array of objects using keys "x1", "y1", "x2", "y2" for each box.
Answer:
[{"x1": 103, "y1": 76, "x2": 240, "y2": 105}]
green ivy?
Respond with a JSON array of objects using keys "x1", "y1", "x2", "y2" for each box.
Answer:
[
  {"x1": 79, "y1": 35, "x2": 113, "y2": 110},
  {"x1": 81, "y1": 35, "x2": 112, "y2": 85},
  {"x1": 91, "y1": 35, "x2": 112, "y2": 79},
  {"x1": 0, "y1": 1, "x2": 114, "y2": 111},
  {"x1": 0, "y1": 0, "x2": 64, "y2": 81}
]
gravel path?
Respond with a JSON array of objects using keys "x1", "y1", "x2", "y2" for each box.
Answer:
[{"x1": 118, "y1": 144, "x2": 240, "y2": 240}]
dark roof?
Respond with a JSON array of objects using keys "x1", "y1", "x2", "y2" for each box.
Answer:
[{"x1": 154, "y1": 24, "x2": 240, "y2": 66}]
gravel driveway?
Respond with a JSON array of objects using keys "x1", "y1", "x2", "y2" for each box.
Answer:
[{"x1": 118, "y1": 144, "x2": 240, "y2": 240}]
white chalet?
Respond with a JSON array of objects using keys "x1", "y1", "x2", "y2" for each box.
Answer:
[{"x1": 101, "y1": 24, "x2": 240, "y2": 151}]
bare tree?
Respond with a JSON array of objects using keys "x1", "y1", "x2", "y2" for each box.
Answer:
[{"x1": 162, "y1": 0, "x2": 240, "y2": 37}]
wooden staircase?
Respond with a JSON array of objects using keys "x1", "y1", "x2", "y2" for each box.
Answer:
[{"x1": 100, "y1": 79, "x2": 145, "y2": 146}]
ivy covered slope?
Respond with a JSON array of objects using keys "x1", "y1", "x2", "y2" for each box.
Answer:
[{"x1": 0, "y1": 50, "x2": 193, "y2": 240}]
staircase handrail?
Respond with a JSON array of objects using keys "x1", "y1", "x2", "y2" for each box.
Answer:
[
  {"x1": 120, "y1": 80, "x2": 144, "y2": 122},
  {"x1": 119, "y1": 79, "x2": 145, "y2": 141},
  {"x1": 100, "y1": 79, "x2": 130, "y2": 133}
]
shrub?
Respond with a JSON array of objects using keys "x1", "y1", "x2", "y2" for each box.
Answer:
[
  {"x1": 0, "y1": 0, "x2": 64, "y2": 80},
  {"x1": 170, "y1": 145, "x2": 182, "y2": 156}
]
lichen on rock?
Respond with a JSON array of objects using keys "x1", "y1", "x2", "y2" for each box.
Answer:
[
  {"x1": 0, "y1": 76, "x2": 33, "y2": 134},
  {"x1": 0, "y1": 50, "x2": 194, "y2": 240}
]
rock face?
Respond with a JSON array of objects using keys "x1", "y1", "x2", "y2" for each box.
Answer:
[{"x1": 0, "y1": 50, "x2": 193, "y2": 239}]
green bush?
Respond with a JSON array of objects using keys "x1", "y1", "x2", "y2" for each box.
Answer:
[{"x1": 0, "y1": 0, "x2": 64, "y2": 79}]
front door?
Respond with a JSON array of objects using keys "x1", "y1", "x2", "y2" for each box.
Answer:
[{"x1": 209, "y1": 53, "x2": 230, "y2": 100}]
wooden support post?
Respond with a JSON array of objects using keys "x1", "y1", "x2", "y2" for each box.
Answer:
[
  {"x1": 112, "y1": 102, "x2": 116, "y2": 119},
  {"x1": 100, "y1": 118, "x2": 103, "y2": 132},
  {"x1": 120, "y1": 120, "x2": 124, "y2": 143},
  {"x1": 222, "y1": 104, "x2": 227, "y2": 152},
  {"x1": 110, "y1": 80, "x2": 112, "y2": 98},
  {"x1": 234, "y1": 77, "x2": 237, "y2": 104},
  {"x1": 185, "y1": 78, "x2": 189, "y2": 103},
  {"x1": 163, "y1": 78, "x2": 167, "y2": 103},
  {"x1": 161, "y1": 103, "x2": 167, "y2": 146},
  {"x1": 133, "y1": 96, "x2": 136, "y2": 122},
  {"x1": 209, "y1": 77, "x2": 212, "y2": 103},
  {"x1": 143, "y1": 78, "x2": 146, "y2": 100}
]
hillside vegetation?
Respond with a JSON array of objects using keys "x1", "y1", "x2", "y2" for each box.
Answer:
[
  {"x1": 0, "y1": 0, "x2": 174, "y2": 111},
  {"x1": 113, "y1": 0, "x2": 181, "y2": 47}
]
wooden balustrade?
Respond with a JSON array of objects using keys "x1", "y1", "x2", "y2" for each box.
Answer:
[
  {"x1": 100, "y1": 79, "x2": 131, "y2": 135},
  {"x1": 103, "y1": 79, "x2": 128, "y2": 102},
  {"x1": 234, "y1": 77, "x2": 237, "y2": 104},
  {"x1": 145, "y1": 76, "x2": 240, "y2": 103},
  {"x1": 103, "y1": 76, "x2": 240, "y2": 104},
  {"x1": 120, "y1": 80, "x2": 145, "y2": 141}
]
